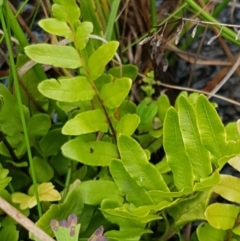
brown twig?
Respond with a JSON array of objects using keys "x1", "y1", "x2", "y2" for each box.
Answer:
[{"x1": 0, "y1": 197, "x2": 55, "y2": 241}]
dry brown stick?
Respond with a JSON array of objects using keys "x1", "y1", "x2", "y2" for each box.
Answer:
[
  {"x1": 0, "y1": 197, "x2": 55, "y2": 241},
  {"x1": 138, "y1": 73, "x2": 240, "y2": 107},
  {"x1": 8, "y1": 2, "x2": 39, "y2": 44},
  {"x1": 198, "y1": 0, "x2": 240, "y2": 77},
  {"x1": 208, "y1": 54, "x2": 240, "y2": 99}
]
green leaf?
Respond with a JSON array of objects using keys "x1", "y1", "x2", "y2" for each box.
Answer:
[
  {"x1": 178, "y1": 96, "x2": 211, "y2": 180},
  {"x1": 12, "y1": 183, "x2": 61, "y2": 209},
  {"x1": 79, "y1": 180, "x2": 122, "y2": 205},
  {"x1": 0, "y1": 85, "x2": 29, "y2": 135},
  {"x1": 0, "y1": 133, "x2": 26, "y2": 158},
  {"x1": 105, "y1": 228, "x2": 151, "y2": 241},
  {"x1": 25, "y1": 44, "x2": 81, "y2": 69},
  {"x1": 52, "y1": 0, "x2": 80, "y2": 25},
  {"x1": 0, "y1": 166, "x2": 12, "y2": 191},
  {"x1": 119, "y1": 100, "x2": 137, "y2": 117},
  {"x1": 50, "y1": 153, "x2": 70, "y2": 176},
  {"x1": 137, "y1": 101, "x2": 158, "y2": 124},
  {"x1": 118, "y1": 135, "x2": 169, "y2": 192},
  {"x1": 148, "y1": 187, "x2": 192, "y2": 200},
  {"x1": 188, "y1": 92, "x2": 201, "y2": 105},
  {"x1": 9, "y1": 169, "x2": 31, "y2": 190},
  {"x1": 100, "y1": 77, "x2": 132, "y2": 109},
  {"x1": 62, "y1": 109, "x2": 108, "y2": 135},
  {"x1": 167, "y1": 191, "x2": 210, "y2": 227},
  {"x1": 225, "y1": 122, "x2": 240, "y2": 141},
  {"x1": 108, "y1": 64, "x2": 138, "y2": 81},
  {"x1": 16, "y1": 54, "x2": 49, "y2": 113},
  {"x1": 27, "y1": 114, "x2": 51, "y2": 137},
  {"x1": 88, "y1": 41, "x2": 119, "y2": 80},
  {"x1": 233, "y1": 225, "x2": 240, "y2": 236},
  {"x1": 194, "y1": 171, "x2": 220, "y2": 191},
  {"x1": 197, "y1": 223, "x2": 226, "y2": 241},
  {"x1": 212, "y1": 174, "x2": 240, "y2": 203},
  {"x1": 110, "y1": 160, "x2": 154, "y2": 206},
  {"x1": 38, "y1": 76, "x2": 95, "y2": 102},
  {"x1": 6, "y1": 160, "x2": 28, "y2": 168},
  {"x1": 101, "y1": 199, "x2": 144, "y2": 230},
  {"x1": 224, "y1": 140, "x2": 240, "y2": 156},
  {"x1": 57, "y1": 101, "x2": 83, "y2": 112},
  {"x1": 0, "y1": 95, "x2": 4, "y2": 112},
  {"x1": 30, "y1": 156, "x2": 54, "y2": 182},
  {"x1": 62, "y1": 138, "x2": 118, "y2": 166},
  {"x1": 94, "y1": 74, "x2": 112, "y2": 92},
  {"x1": 157, "y1": 94, "x2": 171, "y2": 123},
  {"x1": 195, "y1": 95, "x2": 226, "y2": 161},
  {"x1": 76, "y1": 22, "x2": 93, "y2": 50},
  {"x1": 116, "y1": 114, "x2": 140, "y2": 135},
  {"x1": 38, "y1": 18, "x2": 73, "y2": 39},
  {"x1": 163, "y1": 107, "x2": 194, "y2": 190},
  {"x1": 0, "y1": 225, "x2": 19, "y2": 241},
  {"x1": 36, "y1": 183, "x2": 85, "y2": 236},
  {"x1": 101, "y1": 208, "x2": 160, "y2": 224},
  {"x1": 228, "y1": 156, "x2": 240, "y2": 172},
  {"x1": 40, "y1": 128, "x2": 68, "y2": 156},
  {"x1": 50, "y1": 214, "x2": 80, "y2": 241},
  {"x1": 77, "y1": 205, "x2": 95, "y2": 233},
  {"x1": 205, "y1": 203, "x2": 240, "y2": 230}
]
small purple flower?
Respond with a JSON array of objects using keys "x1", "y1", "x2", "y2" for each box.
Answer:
[
  {"x1": 59, "y1": 219, "x2": 68, "y2": 227},
  {"x1": 50, "y1": 219, "x2": 59, "y2": 232},
  {"x1": 68, "y1": 213, "x2": 78, "y2": 225},
  {"x1": 94, "y1": 226, "x2": 104, "y2": 236},
  {"x1": 50, "y1": 214, "x2": 78, "y2": 237},
  {"x1": 88, "y1": 226, "x2": 108, "y2": 241}
]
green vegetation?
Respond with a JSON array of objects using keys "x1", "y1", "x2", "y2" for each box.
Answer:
[{"x1": 0, "y1": 0, "x2": 240, "y2": 240}]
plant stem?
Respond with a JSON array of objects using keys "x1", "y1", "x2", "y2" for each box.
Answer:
[
  {"x1": 105, "y1": 0, "x2": 121, "y2": 41},
  {"x1": 1, "y1": 1, "x2": 42, "y2": 217},
  {"x1": 6, "y1": 1, "x2": 46, "y2": 80},
  {"x1": 71, "y1": 22, "x2": 118, "y2": 143},
  {"x1": 184, "y1": 0, "x2": 240, "y2": 46},
  {"x1": 62, "y1": 160, "x2": 73, "y2": 201},
  {"x1": 150, "y1": 0, "x2": 157, "y2": 27}
]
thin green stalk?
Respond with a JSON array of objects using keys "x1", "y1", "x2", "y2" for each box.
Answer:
[
  {"x1": 1, "y1": 1, "x2": 42, "y2": 217},
  {"x1": 61, "y1": 161, "x2": 73, "y2": 202},
  {"x1": 212, "y1": 0, "x2": 232, "y2": 17},
  {"x1": 168, "y1": 0, "x2": 237, "y2": 66},
  {"x1": 5, "y1": 3, "x2": 28, "y2": 50},
  {"x1": 29, "y1": 2, "x2": 41, "y2": 30},
  {"x1": 15, "y1": 0, "x2": 29, "y2": 17},
  {"x1": 6, "y1": 1, "x2": 67, "y2": 121},
  {"x1": 105, "y1": 0, "x2": 120, "y2": 41},
  {"x1": 5, "y1": 2, "x2": 46, "y2": 80},
  {"x1": 180, "y1": 0, "x2": 234, "y2": 51},
  {"x1": 184, "y1": 0, "x2": 240, "y2": 46},
  {"x1": 150, "y1": 0, "x2": 157, "y2": 27}
]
